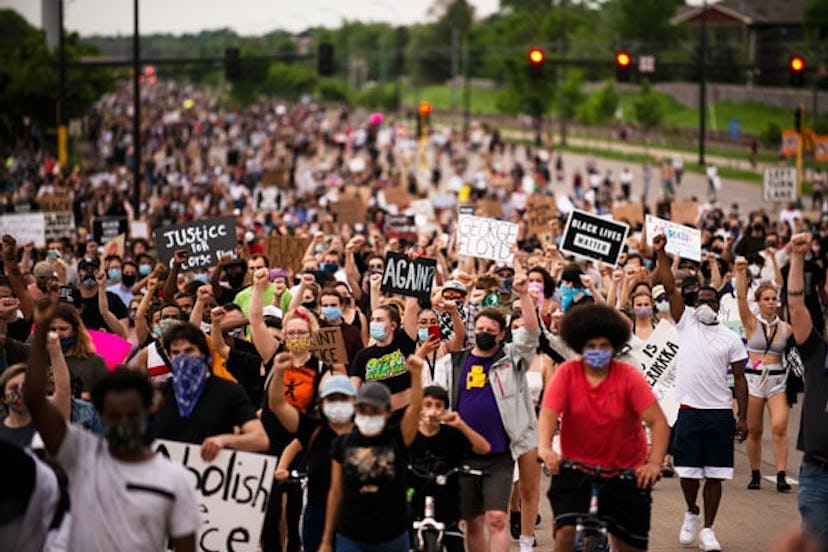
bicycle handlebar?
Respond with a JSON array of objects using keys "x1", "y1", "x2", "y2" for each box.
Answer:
[{"x1": 407, "y1": 464, "x2": 484, "y2": 484}]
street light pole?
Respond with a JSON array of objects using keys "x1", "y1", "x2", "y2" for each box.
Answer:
[
  {"x1": 698, "y1": 0, "x2": 707, "y2": 166},
  {"x1": 132, "y1": 0, "x2": 141, "y2": 213},
  {"x1": 57, "y1": 0, "x2": 67, "y2": 168}
]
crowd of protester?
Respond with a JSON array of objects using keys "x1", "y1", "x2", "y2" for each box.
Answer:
[{"x1": 1, "y1": 79, "x2": 827, "y2": 552}]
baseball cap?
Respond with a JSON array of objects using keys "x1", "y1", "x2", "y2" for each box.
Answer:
[
  {"x1": 33, "y1": 261, "x2": 58, "y2": 280},
  {"x1": 442, "y1": 280, "x2": 467, "y2": 295},
  {"x1": 652, "y1": 285, "x2": 667, "y2": 299},
  {"x1": 78, "y1": 257, "x2": 101, "y2": 271},
  {"x1": 262, "y1": 305, "x2": 283, "y2": 319},
  {"x1": 354, "y1": 382, "x2": 391, "y2": 409},
  {"x1": 681, "y1": 275, "x2": 700, "y2": 289},
  {"x1": 319, "y1": 375, "x2": 356, "y2": 399},
  {"x1": 494, "y1": 262, "x2": 515, "y2": 275}
]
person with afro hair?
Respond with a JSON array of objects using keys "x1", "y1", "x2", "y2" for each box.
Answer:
[{"x1": 537, "y1": 303, "x2": 669, "y2": 552}]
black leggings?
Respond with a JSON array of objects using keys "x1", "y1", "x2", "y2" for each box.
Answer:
[{"x1": 261, "y1": 470, "x2": 304, "y2": 552}]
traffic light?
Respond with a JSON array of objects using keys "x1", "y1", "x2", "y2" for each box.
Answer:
[
  {"x1": 789, "y1": 55, "x2": 806, "y2": 87},
  {"x1": 528, "y1": 47, "x2": 545, "y2": 80},
  {"x1": 615, "y1": 50, "x2": 632, "y2": 82},
  {"x1": 417, "y1": 101, "x2": 432, "y2": 138},
  {"x1": 318, "y1": 43, "x2": 334, "y2": 76},
  {"x1": 794, "y1": 105, "x2": 804, "y2": 132},
  {"x1": 225, "y1": 48, "x2": 241, "y2": 80}
]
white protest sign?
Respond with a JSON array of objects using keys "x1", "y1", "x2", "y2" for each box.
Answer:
[
  {"x1": 0, "y1": 213, "x2": 46, "y2": 247},
  {"x1": 718, "y1": 292, "x2": 745, "y2": 339},
  {"x1": 763, "y1": 167, "x2": 797, "y2": 202},
  {"x1": 626, "y1": 320, "x2": 680, "y2": 425},
  {"x1": 645, "y1": 214, "x2": 702, "y2": 262},
  {"x1": 456, "y1": 214, "x2": 518, "y2": 263},
  {"x1": 154, "y1": 440, "x2": 276, "y2": 552},
  {"x1": 43, "y1": 211, "x2": 76, "y2": 242}
]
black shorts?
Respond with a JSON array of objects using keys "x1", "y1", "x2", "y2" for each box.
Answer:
[
  {"x1": 671, "y1": 408, "x2": 735, "y2": 480},
  {"x1": 547, "y1": 467, "x2": 652, "y2": 550},
  {"x1": 458, "y1": 453, "x2": 514, "y2": 520}
]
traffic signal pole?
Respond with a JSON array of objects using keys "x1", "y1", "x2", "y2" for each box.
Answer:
[
  {"x1": 698, "y1": 0, "x2": 707, "y2": 166},
  {"x1": 57, "y1": 0, "x2": 67, "y2": 168},
  {"x1": 132, "y1": 0, "x2": 141, "y2": 213}
]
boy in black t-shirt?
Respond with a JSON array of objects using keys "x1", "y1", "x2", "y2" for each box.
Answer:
[{"x1": 409, "y1": 385, "x2": 491, "y2": 552}]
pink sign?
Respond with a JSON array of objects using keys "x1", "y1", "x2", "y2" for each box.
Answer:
[{"x1": 87, "y1": 329, "x2": 133, "y2": 370}]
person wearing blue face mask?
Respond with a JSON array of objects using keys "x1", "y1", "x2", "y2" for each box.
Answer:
[
  {"x1": 319, "y1": 290, "x2": 363, "y2": 373},
  {"x1": 538, "y1": 303, "x2": 669, "y2": 552}
]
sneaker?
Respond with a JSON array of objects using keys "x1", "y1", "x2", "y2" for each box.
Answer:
[
  {"x1": 698, "y1": 527, "x2": 721, "y2": 551},
  {"x1": 679, "y1": 511, "x2": 700, "y2": 546}
]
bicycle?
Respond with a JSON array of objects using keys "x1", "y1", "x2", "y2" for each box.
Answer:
[
  {"x1": 542, "y1": 459, "x2": 638, "y2": 552},
  {"x1": 407, "y1": 464, "x2": 483, "y2": 552}
]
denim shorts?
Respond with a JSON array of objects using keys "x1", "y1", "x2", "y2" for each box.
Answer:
[{"x1": 798, "y1": 459, "x2": 828, "y2": 552}]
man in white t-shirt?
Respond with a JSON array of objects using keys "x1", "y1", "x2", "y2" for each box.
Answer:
[
  {"x1": 653, "y1": 234, "x2": 748, "y2": 552},
  {"x1": 24, "y1": 312, "x2": 200, "y2": 552}
]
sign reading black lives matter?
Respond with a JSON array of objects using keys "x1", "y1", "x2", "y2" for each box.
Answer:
[
  {"x1": 560, "y1": 210, "x2": 629, "y2": 266},
  {"x1": 92, "y1": 216, "x2": 128, "y2": 245},
  {"x1": 153, "y1": 216, "x2": 238, "y2": 271},
  {"x1": 380, "y1": 252, "x2": 436, "y2": 301}
]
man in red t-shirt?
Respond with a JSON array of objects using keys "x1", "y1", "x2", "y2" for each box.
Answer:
[{"x1": 538, "y1": 304, "x2": 669, "y2": 552}]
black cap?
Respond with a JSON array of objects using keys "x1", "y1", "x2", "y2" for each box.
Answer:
[
  {"x1": 78, "y1": 257, "x2": 101, "y2": 271},
  {"x1": 354, "y1": 382, "x2": 391, "y2": 410},
  {"x1": 681, "y1": 275, "x2": 700, "y2": 289}
]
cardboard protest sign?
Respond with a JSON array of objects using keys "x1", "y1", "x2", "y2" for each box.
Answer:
[
  {"x1": 266, "y1": 235, "x2": 311, "y2": 273},
  {"x1": 129, "y1": 220, "x2": 149, "y2": 240},
  {"x1": 380, "y1": 252, "x2": 436, "y2": 301},
  {"x1": 456, "y1": 215, "x2": 519, "y2": 263},
  {"x1": 645, "y1": 214, "x2": 702, "y2": 262},
  {"x1": 669, "y1": 201, "x2": 698, "y2": 225},
  {"x1": 329, "y1": 193, "x2": 366, "y2": 225},
  {"x1": 102, "y1": 234, "x2": 126, "y2": 259},
  {"x1": 626, "y1": 320, "x2": 680, "y2": 425},
  {"x1": 0, "y1": 213, "x2": 46, "y2": 247},
  {"x1": 526, "y1": 195, "x2": 557, "y2": 236},
  {"x1": 763, "y1": 167, "x2": 797, "y2": 202},
  {"x1": 92, "y1": 216, "x2": 128, "y2": 245},
  {"x1": 37, "y1": 193, "x2": 72, "y2": 212},
  {"x1": 310, "y1": 327, "x2": 348, "y2": 365},
  {"x1": 154, "y1": 440, "x2": 275, "y2": 552},
  {"x1": 153, "y1": 216, "x2": 238, "y2": 271},
  {"x1": 261, "y1": 168, "x2": 290, "y2": 189},
  {"x1": 559, "y1": 210, "x2": 629, "y2": 266},
  {"x1": 477, "y1": 199, "x2": 505, "y2": 219},
  {"x1": 384, "y1": 186, "x2": 412, "y2": 208},
  {"x1": 612, "y1": 203, "x2": 644, "y2": 227},
  {"x1": 43, "y1": 211, "x2": 76, "y2": 242}
]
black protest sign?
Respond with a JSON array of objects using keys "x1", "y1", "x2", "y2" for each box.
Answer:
[
  {"x1": 92, "y1": 216, "x2": 128, "y2": 245},
  {"x1": 383, "y1": 214, "x2": 417, "y2": 241},
  {"x1": 380, "y1": 252, "x2": 436, "y2": 300},
  {"x1": 153, "y1": 216, "x2": 238, "y2": 271},
  {"x1": 560, "y1": 210, "x2": 629, "y2": 266}
]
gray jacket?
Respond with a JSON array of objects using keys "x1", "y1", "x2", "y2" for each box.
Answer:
[{"x1": 434, "y1": 327, "x2": 540, "y2": 460}]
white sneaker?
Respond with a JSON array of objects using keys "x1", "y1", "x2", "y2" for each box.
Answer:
[
  {"x1": 679, "y1": 511, "x2": 700, "y2": 546},
  {"x1": 698, "y1": 527, "x2": 722, "y2": 552}
]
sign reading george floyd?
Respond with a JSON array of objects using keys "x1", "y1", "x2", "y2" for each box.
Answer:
[
  {"x1": 380, "y1": 251, "x2": 436, "y2": 300},
  {"x1": 456, "y1": 215, "x2": 519, "y2": 263},
  {"x1": 560, "y1": 209, "x2": 629, "y2": 266},
  {"x1": 153, "y1": 216, "x2": 238, "y2": 271},
  {"x1": 154, "y1": 440, "x2": 275, "y2": 552}
]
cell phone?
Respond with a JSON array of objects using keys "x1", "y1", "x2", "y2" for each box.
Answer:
[{"x1": 428, "y1": 324, "x2": 441, "y2": 342}]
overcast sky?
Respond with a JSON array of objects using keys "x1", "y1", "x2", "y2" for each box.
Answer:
[{"x1": 1, "y1": 0, "x2": 502, "y2": 36}]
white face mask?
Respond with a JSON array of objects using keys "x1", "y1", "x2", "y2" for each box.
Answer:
[
  {"x1": 655, "y1": 300, "x2": 670, "y2": 313},
  {"x1": 694, "y1": 304, "x2": 719, "y2": 325},
  {"x1": 322, "y1": 401, "x2": 354, "y2": 424},
  {"x1": 354, "y1": 414, "x2": 386, "y2": 437}
]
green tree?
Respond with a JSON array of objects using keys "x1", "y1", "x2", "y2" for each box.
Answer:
[
  {"x1": 577, "y1": 81, "x2": 618, "y2": 124},
  {"x1": 608, "y1": 0, "x2": 683, "y2": 48},
  {"x1": 633, "y1": 79, "x2": 663, "y2": 131},
  {"x1": 555, "y1": 69, "x2": 585, "y2": 144}
]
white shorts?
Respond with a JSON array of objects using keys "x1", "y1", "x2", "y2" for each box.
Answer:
[{"x1": 746, "y1": 365, "x2": 787, "y2": 399}]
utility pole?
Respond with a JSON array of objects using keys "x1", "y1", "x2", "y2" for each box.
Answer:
[
  {"x1": 698, "y1": 0, "x2": 707, "y2": 166},
  {"x1": 462, "y1": 37, "x2": 471, "y2": 139},
  {"x1": 132, "y1": 0, "x2": 141, "y2": 213},
  {"x1": 57, "y1": 0, "x2": 67, "y2": 168}
]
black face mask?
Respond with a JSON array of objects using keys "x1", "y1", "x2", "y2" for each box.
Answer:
[
  {"x1": 475, "y1": 332, "x2": 497, "y2": 351},
  {"x1": 682, "y1": 290, "x2": 698, "y2": 307},
  {"x1": 302, "y1": 301, "x2": 318, "y2": 311},
  {"x1": 752, "y1": 224, "x2": 764, "y2": 233},
  {"x1": 121, "y1": 273, "x2": 137, "y2": 287},
  {"x1": 227, "y1": 273, "x2": 245, "y2": 289}
]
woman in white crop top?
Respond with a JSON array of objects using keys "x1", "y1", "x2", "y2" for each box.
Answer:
[{"x1": 735, "y1": 260, "x2": 793, "y2": 492}]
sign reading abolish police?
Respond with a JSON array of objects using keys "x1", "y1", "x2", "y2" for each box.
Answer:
[
  {"x1": 154, "y1": 439, "x2": 276, "y2": 552},
  {"x1": 153, "y1": 216, "x2": 237, "y2": 271},
  {"x1": 380, "y1": 252, "x2": 436, "y2": 301},
  {"x1": 763, "y1": 167, "x2": 797, "y2": 202},
  {"x1": 626, "y1": 320, "x2": 680, "y2": 425},
  {"x1": 559, "y1": 210, "x2": 629, "y2": 266},
  {"x1": 456, "y1": 214, "x2": 519, "y2": 263}
]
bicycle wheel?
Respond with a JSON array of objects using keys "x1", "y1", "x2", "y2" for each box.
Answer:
[
  {"x1": 577, "y1": 533, "x2": 609, "y2": 552},
  {"x1": 421, "y1": 529, "x2": 442, "y2": 552}
]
